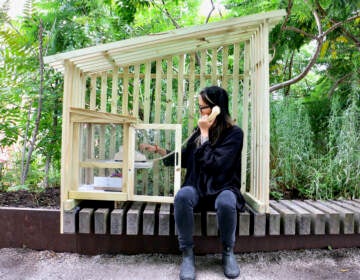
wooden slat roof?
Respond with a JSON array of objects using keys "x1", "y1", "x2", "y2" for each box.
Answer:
[{"x1": 44, "y1": 10, "x2": 286, "y2": 74}]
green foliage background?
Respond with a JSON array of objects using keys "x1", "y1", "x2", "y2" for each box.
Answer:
[{"x1": 0, "y1": 0, "x2": 359, "y2": 199}]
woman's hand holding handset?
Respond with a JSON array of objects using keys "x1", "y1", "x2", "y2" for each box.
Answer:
[{"x1": 198, "y1": 106, "x2": 221, "y2": 137}]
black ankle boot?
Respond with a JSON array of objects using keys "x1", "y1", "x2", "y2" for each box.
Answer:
[
  {"x1": 179, "y1": 247, "x2": 195, "y2": 280},
  {"x1": 222, "y1": 246, "x2": 240, "y2": 279}
]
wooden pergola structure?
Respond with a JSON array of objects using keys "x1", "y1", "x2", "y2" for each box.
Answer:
[{"x1": 45, "y1": 10, "x2": 286, "y2": 232}]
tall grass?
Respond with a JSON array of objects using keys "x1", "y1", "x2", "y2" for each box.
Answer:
[
  {"x1": 270, "y1": 86, "x2": 360, "y2": 200},
  {"x1": 270, "y1": 98, "x2": 315, "y2": 199},
  {"x1": 323, "y1": 93, "x2": 360, "y2": 199}
]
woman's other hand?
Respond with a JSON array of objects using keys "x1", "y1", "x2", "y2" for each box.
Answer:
[{"x1": 139, "y1": 143, "x2": 157, "y2": 153}]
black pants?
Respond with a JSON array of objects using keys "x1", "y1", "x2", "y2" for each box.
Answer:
[{"x1": 174, "y1": 186, "x2": 237, "y2": 250}]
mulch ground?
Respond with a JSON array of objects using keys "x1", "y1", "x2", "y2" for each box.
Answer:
[{"x1": 0, "y1": 187, "x2": 60, "y2": 208}]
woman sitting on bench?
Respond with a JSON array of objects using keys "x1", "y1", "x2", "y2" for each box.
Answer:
[{"x1": 140, "y1": 86, "x2": 245, "y2": 280}]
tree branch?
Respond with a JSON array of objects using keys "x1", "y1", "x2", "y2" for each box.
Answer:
[
  {"x1": 270, "y1": 7, "x2": 323, "y2": 92},
  {"x1": 159, "y1": 0, "x2": 181, "y2": 28},
  {"x1": 283, "y1": 26, "x2": 315, "y2": 39},
  {"x1": 270, "y1": 7, "x2": 359, "y2": 93},
  {"x1": 321, "y1": 14, "x2": 360, "y2": 38},
  {"x1": 205, "y1": 0, "x2": 216, "y2": 23},
  {"x1": 327, "y1": 72, "x2": 353, "y2": 98},
  {"x1": 280, "y1": 0, "x2": 293, "y2": 31}
]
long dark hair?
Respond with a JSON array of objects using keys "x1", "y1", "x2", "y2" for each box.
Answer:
[{"x1": 199, "y1": 86, "x2": 234, "y2": 145}]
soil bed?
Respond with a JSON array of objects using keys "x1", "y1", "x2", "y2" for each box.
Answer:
[{"x1": 0, "y1": 187, "x2": 60, "y2": 208}]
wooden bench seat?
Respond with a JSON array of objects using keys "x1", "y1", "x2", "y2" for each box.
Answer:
[{"x1": 63, "y1": 200, "x2": 360, "y2": 238}]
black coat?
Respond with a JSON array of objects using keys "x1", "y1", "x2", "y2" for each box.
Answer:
[{"x1": 167, "y1": 125, "x2": 245, "y2": 211}]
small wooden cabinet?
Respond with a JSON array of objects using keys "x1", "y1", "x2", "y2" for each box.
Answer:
[{"x1": 65, "y1": 108, "x2": 182, "y2": 210}]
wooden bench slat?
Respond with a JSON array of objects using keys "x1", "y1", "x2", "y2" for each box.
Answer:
[
  {"x1": 342, "y1": 200, "x2": 360, "y2": 210},
  {"x1": 247, "y1": 206, "x2": 266, "y2": 236},
  {"x1": 292, "y1": 200, "x2": 326, "y2": 235},
  {"x1": 143, "y1": 203, "x2": 157, "y2": 235},
  {"x1": 79, "y1": 208, "x2": 94, "y2": 234},
  {"x1": 206, "y1": 212, "x2": 218, "y2": 236},
  {"x1": 304, "y1": 200, "x2": 340, "y2": 234},
  {"x1": 279, "y1": 200, "x2": 311, "y2": 235},
  {"x1": 158, "y1": 203, "x2": 170, "y2": 236},
  {"x1": 239, "y1": 210, "x2": 251, "y2": 236},
  {"x1": 63, "y1": 206, "x2": 80, "y2": 234},
  {"x1": 94, "y1": 208, "x2": 109, "y2": 234},
  {"x1": 193, "y1": 212, "x2": 202, "y2": 236},
  {"x1": 267, "y1": 206, "x2": 280, "y2": 236},
  {"x1": 111, "y1": 202, "x2": 126, "y2": 235},
  {"x1": 269, "y1": 201, "x2": 296, "y2": 235},
  {"x1": 331, "y1": 200, "x2": 360, "y2": 234},
  {"x1": 126, "y1": 202, "x2": 143, "y2": 235},
  {"x1": 319, "y1": 201, "x2": 354, "y2": 234}
]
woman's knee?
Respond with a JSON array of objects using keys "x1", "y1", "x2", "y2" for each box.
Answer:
[
  {"x1": 174, "y1": 186, "x2": 198, "y2": 206},
  {"x1": 215, "y1": 190, "x2": 236, "y2": 212}
]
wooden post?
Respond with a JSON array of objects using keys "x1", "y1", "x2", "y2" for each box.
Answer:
[
  {"x1": 260, "y1": 22, "x2": 270, "y2": 212},
  {"x1": 122, "y1": 66, "x2": 129, "y2": 115},
  {"x1": 153, "y1": 58, "x2": 162, "y2": 196},
  {"x1": 133, "y1": 64, "x2": 140, "y2": 118},
  {"x1": 144, "y1": 61, "x2": 151, "y2": 123},
  {"x1": 177, "y1": 55, "x2": 185, "y2": 124},
  {"x1": 60, "y1": 60, "x2": 75, "y2": 232},
  {"x1": 232, "y1": 43, "x2": 240, "y2": 122},
  {"x1": 241, "y1": 41, "x2": 250, "y2": 194},
  {"x1": 165, "y1": 57, "x2": 173, "y2": 195},
  {"x1": 211, "y1": 47, "x2": 217, "y2": 85},
  {"x1": 71, "y1": 66, "x2": 82, "y2": 192},
  {"x1": 110, "y1": 66, "x2": 119, "y2": 181},
  {"x1": 99, "y1": 72, "x2": 107, "y2": 176},
  {"x1": 188, "y1": 53, "x2": 196, "y2": 133},
  {"x1": 222, "y1": 45, "x2": 229, "y2": 91},
  {"x1": 200, "y1": 49, "x2": 206, "y2": 90}
]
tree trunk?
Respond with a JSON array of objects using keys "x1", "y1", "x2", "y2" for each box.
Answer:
[
  {"x1": 21, "y1": 20, "x2": 44, "y2": 184},
  {"x1": 44, "y1": 83, "x2": 60, "y2": 188},
  {"x1": 20, "y1": 101, "x2": 32, "y2": 185},
  {"x1": 44, "y1": 155, "x2": 50, "y2": 188}
]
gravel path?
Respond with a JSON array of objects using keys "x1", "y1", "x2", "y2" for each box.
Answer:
[{"x1": 1, "y1": 247, "x2": 360, "y2": 280}]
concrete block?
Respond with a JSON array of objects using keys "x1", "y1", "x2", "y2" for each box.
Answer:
[{"x1": 79, "y1": 208, "x2": 94, "y2": 234}]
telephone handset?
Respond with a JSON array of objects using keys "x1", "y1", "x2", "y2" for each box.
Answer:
[{"x1": 206, "y1": 105, "x2": 221, "y2": 122}]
